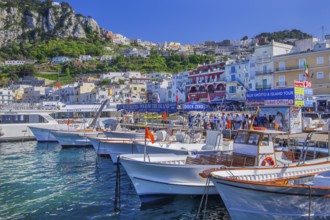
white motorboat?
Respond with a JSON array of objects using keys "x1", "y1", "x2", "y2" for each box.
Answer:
[
  {"x1": 51, "y1": 130, "x2": 102, "y2": 147},
  {"x1": 209, "y1": 162, "x2": 330, "y2": 220},
  {"x1": 87, "y1": 135, "x2": 143, "y2": 159},
  {"x1": 134, "y1": 130, "x2": 230, "y2": 155},
  {"x1": 88, "y1": 130, "x2": 169, "y2": 161},
  {"x1": 28, "y1": 123, "x2": 88, "y2": 142},
  {"x1": 120, "y1": 130, "x2": 330, "y2": 203}
]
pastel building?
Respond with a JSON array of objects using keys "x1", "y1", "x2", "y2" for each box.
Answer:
[
  {"x1": 224, "y1": 57, "x2": 256, "y2": 103},
  {"x1": 186, "y1": 62, "x2": 226, "y2": 102},
  {"x1": 273, "y1": 42, "x2": 330, "y2": 112},
  {"x1": 254, "y1": 41, "x2": 293, "y2": 91}
]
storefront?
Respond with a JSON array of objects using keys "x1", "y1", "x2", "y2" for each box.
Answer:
[{"x1": 246, "y1": 88, "x2": 302, "y2": 134}]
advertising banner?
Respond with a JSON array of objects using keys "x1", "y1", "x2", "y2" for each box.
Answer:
[
  {"x1": 183, "y1": 102, "x2": 211, "y2": 111},
  {"x1": 289, "y1": 107, "x2": 302, "y2": 134},
  {"x1": 246, "y1": 88, "x2": 294, "y2": 101},
  {"x1": 117, "y1": 103, "x2": 177, "y2": 113}
]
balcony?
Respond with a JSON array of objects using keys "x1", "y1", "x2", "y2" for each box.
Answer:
[
  {"x1": 255, "y1": 70, "x2": 273, "y2": 76},
  {"x1": 276, "y1": 82, "x2": 287, "y2": 87},
  {"x1": 275, "y1": 66, "x2": 304, "y2": 72},
  {"x1": 186, "y1": 78, "x2": 225, "y2": 85},
  {"x1": 188, "y1": 91, "x2": 225, "y2": 102},
  {"x1": 256, "y1": 84, "x2": 272, "y2": 90}
]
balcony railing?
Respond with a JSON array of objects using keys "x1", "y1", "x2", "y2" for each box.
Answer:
[
  {"x1": 255, "y1": 70, "x2": 273, "y2": 76},
  {"x1": 186, "y1": 78, "x2": 225, "y2": 85},
  {"x1": 276, "y1": 66, "x2": 304, "y2": 72},
  {"x1": 276, "y1": 82, "x2": 287, "y2": 87},
  {"x1": 256, "y1": 84, "x2": 272, "y2": 90}
]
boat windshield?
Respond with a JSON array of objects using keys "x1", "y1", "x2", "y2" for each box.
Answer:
[{"x1": 235, "y1": 131, "x2": 261, "y2": 146}]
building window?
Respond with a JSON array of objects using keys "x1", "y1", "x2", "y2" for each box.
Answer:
[
  {"x1": 231, "y1": 66, "x2": 236, "y2": 73},
  {"x1": 229, "y1": 86, "x2": 236, "y2": 93},
  {"x1": 298, "y1": 73, "x2": 305, "y2": 81},
  {"x1": 317, "y1": 72, "x2": 324, "y2": 79},
  {"x1": 298, "y1": 59, "x2": 306, "y2": 69},
  {"x1": 230, "y1": 75, "x2": 236, "y2": 81},
  {"x1": 278, "y1": 75, "x2": 286, "y2": 86},
  {"x1": 262, "y1": 79, "x2": 268, "y2": 87},
  {"x1": 263, "y1": 65, "x2": 267, "y2": 73},
  {"x1": 317, "y1": 57, "x2": 324, "y2": 64},
  {"x1": 279, "y1": 62, "x2": 286, "y2": 71}
]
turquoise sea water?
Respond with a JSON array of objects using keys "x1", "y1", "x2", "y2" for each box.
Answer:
[{"x1": 0, "y1": 141, "x2": 230, "y2": 220}]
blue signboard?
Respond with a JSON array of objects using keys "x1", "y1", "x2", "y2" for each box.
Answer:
[
  {"x1": 116, "y1": 102, "x2": 177, "y2": 113},
  {"x1": 183, "y1": 102, "x2": 211, "y2": 111},
  {"x1": 246, "y1": 88, "x2": 294, "y2": 101}
]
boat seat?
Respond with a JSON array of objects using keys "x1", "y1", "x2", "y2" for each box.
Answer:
[
  {"x1": 231, "y1": 154, "x2": 256, "y2": 167},
  {"x1": 199, "y1": 155, "x2": 218, "y2": 165},
  {"x1": 185, "y1": 156, "x2": 202, "y2": 165},
  {"x1": 231, "y1": 156, "x2": 247, "y2": 167}
]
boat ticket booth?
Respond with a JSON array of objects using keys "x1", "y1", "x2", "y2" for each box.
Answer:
[{"x1": 246, "y1": 88, "x2": 303, "y2": 134}]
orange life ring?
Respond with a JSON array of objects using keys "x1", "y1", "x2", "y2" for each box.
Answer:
[
  {"x1": 261, "y1": 157, "x2": 275, "y2": 166},
  {"x1": 253, "y1": 126, "x2": 267, "y2": 130}
]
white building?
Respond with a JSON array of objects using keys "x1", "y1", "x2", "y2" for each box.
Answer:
[
  {"x1": 54, "y1": 82, "x2": 97, "y2": 104},
  {"x1": 254, "y1": 41, "x2": 293, "y2": 91},
  {"x1": 225, "y1": 57, "x2": 256, "y2": 102},
  {"x1": 294, "y1": 37, "x2": 320, "y2": 53},
  {"x1": 5, "y1": 60, "x2": 25, "y2": 66},
  {"x1": 168, "y1": 71, "x2": 189, "y2": 103},
  {"x1": 100, "y1": 55, "x2": 112, "y2": 61},
  {"x1": 21, "y1": 87, "x2": 43, "y2": 103},
  {"x1": 79, "y1": 55, "x2": 94, "y2": 61},
  {"x1": 0, "y1": 89, "x2": 14, "y2": 104}
]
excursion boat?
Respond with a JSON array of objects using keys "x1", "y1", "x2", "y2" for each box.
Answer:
[
  {"x1": 88, "y1": 130, "x2": 174, "y2": 162},
  {"x1": 133, "y1": 130, "x2": 224, "y2": 155},
  {"x1": 50, "y1": 129, "x2": 102, "y2": 147},
  {"x1": 120, "y1": 130, "x2": 330, "y2": 203},
  {"x1": 28, "y1": 123, "x2": 88, "y2": 142},
  {"x1": 209, "y1": 162, "x2": 330, "y2": 220},
  {"x1": 0, "y1": 110, "x2": 64, "y2": 142},
  {"x1": 88, "y1": 136, "x2": 144, "y2": 161},
  {"x1": 0, "y1": 101, "x2": 116, "y2": 142}
]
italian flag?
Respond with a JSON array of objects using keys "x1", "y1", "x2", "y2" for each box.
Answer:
[{"x1": 304, "y1": 61, "x2": 309, "y2": 78}]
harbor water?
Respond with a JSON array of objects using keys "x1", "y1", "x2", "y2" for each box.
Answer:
[{"x1": 0, "y1": 141, "x2": 230, "y2": 219}]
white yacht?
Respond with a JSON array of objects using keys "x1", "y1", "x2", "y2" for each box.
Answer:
[{"x1": 0, "y1": 101, "x2": 117, "y2": 142}]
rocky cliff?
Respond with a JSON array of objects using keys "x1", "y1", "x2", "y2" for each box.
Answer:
[{"x1": 0, "y1": 0, "x2": 106, "y2": 47}]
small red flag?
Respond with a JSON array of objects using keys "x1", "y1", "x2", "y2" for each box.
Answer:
[
  {"x1": 176, "y1": 93, "x2": 179, "y2": 103},
  {"x1": 207, "y1": 93, "x2": 211, "y2": 103},
  {"x1": 163, "y1": 111, "x2": 167, "y2": 120},
  {"x1": 56, "y1": 82, "x2": 61, "y2": 89},
  {"x1": 67, "y1": 118, "x2": 70, "y2": 125},
  {"x1": 145, "y1": 127, "x2": 155, "y2": 143},
  {"x1": 127, "y1": 98, "x2": 130, "y2": 104}
]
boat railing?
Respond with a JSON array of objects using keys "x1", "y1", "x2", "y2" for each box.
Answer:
[
  {"x1": 234, "y1": 166, "x2": 330, "y2": 182},
  {"x1": 300, "y1": 130, "x2": 330, "y2": 164}
]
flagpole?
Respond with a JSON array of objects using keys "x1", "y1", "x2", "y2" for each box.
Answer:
[{"x1": 144, "y1": 126, "x2": 147, "y2": 162}]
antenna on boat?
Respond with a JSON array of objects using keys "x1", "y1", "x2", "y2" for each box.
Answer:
[
  {"x1": 87, "y1": 99, "x2": 109, "y2": 129},
  {"x1": 249, "y1": 107, "x2": 259, "y2": 130}
]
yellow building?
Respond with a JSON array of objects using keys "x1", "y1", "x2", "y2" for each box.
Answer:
[
  {"x1": 273, "y1": 44, "x2": 330, "y2": 96},
  {"x1": 129, "y1": 78, "x2": 148, "y2": 101}
]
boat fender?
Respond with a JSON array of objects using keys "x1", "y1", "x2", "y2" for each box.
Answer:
[{"x1": 261, "y1": 157, "x2": 275, "y2": 166}]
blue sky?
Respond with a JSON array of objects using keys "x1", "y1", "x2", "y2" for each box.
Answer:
[{"x1": 57, "y1": 0, "x2": 330, "y2": 44}]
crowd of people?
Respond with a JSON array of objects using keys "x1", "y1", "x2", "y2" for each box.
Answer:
[{"x1": 188, "y1": 111, "x2": 284, "y2": 131}]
